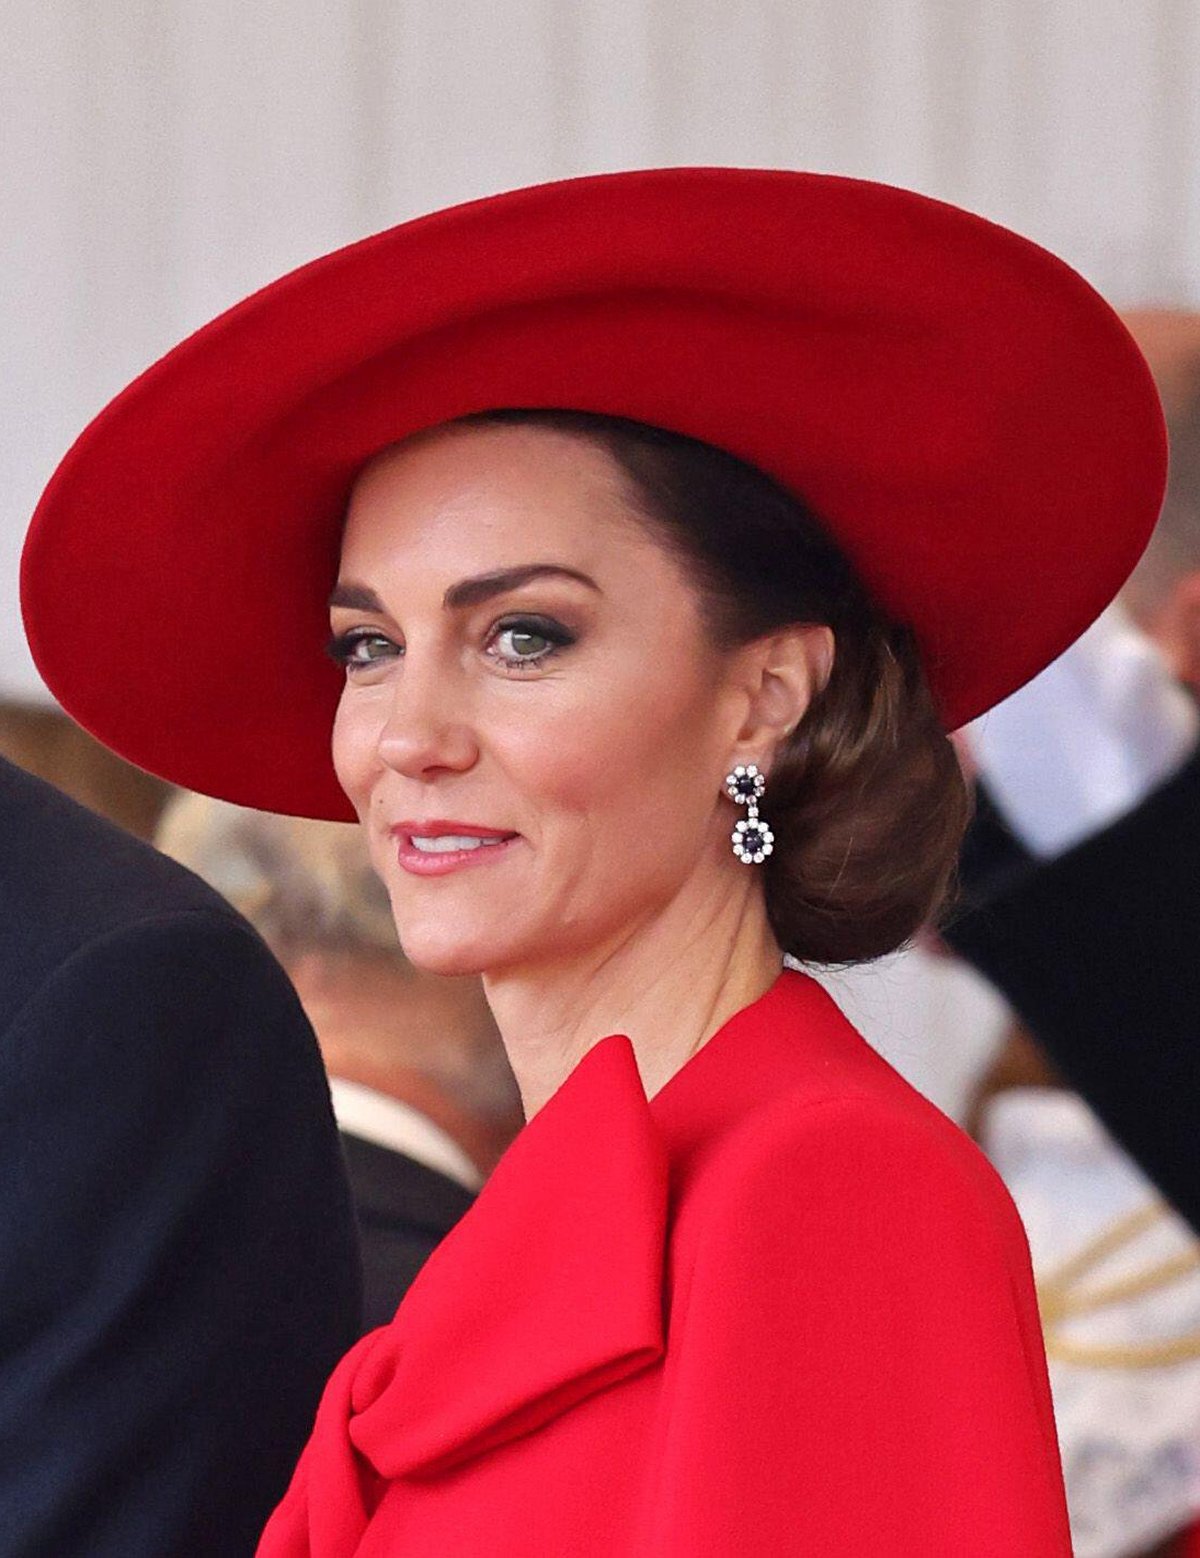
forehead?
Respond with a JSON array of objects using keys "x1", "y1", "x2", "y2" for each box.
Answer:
[{"x1": 339, "y1": 422, "x2": 654, "y2": 576}]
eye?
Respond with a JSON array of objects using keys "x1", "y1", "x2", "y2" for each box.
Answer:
[
  {"x1": 324, "y1": 629, "x2": 400, "y2": 671},
  {"x1": 487, "y1": 615, "x2": 575, "y2": 672}
]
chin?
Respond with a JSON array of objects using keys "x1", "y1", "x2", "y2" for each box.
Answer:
[{"x1": 390, "y1": 909, "x2": 520, "y2": 979}]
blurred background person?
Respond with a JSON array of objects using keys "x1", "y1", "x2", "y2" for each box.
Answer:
[
  {"x1": 967, "y1": 1018, "x2": 1200, "y2": 1558},
  {"x1": 1123, "y1": 315, "x2": 1200, "y2": 691},
  {"x1": 947, "y1": 314, "x2": 1200, "y2": 1556},
  {"x1": 156, "y1": 793, "x2": 524, "y2": 1332},
  {"x1": 948, "y1": 312, "x2": 1200, "y2": 1234}
]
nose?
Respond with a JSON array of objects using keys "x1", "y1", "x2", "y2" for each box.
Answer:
[{"x1": 375, "y1": 653, "x2": 480, "y2": 781}]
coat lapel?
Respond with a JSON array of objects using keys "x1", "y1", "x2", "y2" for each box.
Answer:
[{"x1": 348, "y1": 1032, "x2": 670, "y2": 1480}]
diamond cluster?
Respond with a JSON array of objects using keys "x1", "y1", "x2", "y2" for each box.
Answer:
[{"x1": 723, "y1": 763, "x2": 774, "y2": 865}]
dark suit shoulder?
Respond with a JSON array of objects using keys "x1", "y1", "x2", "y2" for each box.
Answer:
[
  {"x1": 945, "y1": 742, "x2": 1200, "y2": 1232},
  {"x1": 0, "y1": 755, "x2": 256, "y2": 1029},
  {"x1": 0, "y1": 886, "x2": 363, "y2": 1556}
]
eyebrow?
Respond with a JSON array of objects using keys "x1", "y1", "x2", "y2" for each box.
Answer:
[{"x1": 328, "y1": 564, "x2": 601, "y2": 614}]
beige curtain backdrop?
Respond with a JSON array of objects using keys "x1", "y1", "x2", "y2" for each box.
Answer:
[{"x1": 5, "y1": 0, "x2": 1196, "y2": 1108}]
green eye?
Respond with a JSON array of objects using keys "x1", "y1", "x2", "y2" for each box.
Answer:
[
  {"x1": 355, "y1": 635, "x2": 395, "y2": 661},
  {"x1": 501, "y1": 628, "x2": 551, "y2": 658},
  {"x1": 489, "y1": 616, "x2": 575, "y2": 671},
  {"x1": 324, "y1": 631, "x2": 399, "y2": 669}
]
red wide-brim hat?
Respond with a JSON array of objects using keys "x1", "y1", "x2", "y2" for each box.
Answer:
[{"x1": 21, "y1": 167, "x2": 1165, "y2": 821}]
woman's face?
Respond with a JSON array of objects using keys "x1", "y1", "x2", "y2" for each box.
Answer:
[{"x1": 330, "y1": 422, "x2": 769, "y2": 978}]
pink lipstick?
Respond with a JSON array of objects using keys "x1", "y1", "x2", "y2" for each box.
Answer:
[{"x1": 389, "y1": 820, "x2": 521, "y2": 878}]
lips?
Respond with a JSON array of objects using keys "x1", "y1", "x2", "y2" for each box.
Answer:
[
  {"x1": 390, "y1": 819, "x2": 519, "y2": 842},
  {"x1": 389, "y1": 820, "x2": 521, "y2": 878}
]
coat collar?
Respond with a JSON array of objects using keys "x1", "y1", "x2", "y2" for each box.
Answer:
[
  {"x1": 344, "y1": 969, "x2": 841, "y2": 1482},
  {"x1": 348, "y1": 1029, "x2": 671, "y2": 1480}
]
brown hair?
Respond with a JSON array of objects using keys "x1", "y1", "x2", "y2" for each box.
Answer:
[{"x1": 458, "y1": 408, "x2": 971, "y2": 964}]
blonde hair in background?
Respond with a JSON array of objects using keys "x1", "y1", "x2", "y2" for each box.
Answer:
[
  {"x1": 155, "y1": 791, "x2": 520, "y2": 1125},
  {"x1": 156, "y1": 791, "x2": 400, "y2": 959}
]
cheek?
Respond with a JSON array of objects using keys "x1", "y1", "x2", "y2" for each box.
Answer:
[
  {"x1": 330, "y1": 691, "x2": 374, "y2": 814},
  {"x1": 514, "y1": 670, "x2": 721, "y2": 856}
]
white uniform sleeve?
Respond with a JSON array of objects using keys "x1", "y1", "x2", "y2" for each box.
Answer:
[{"x1": 965, "y1": 602, "x2": 1200, "y2": 858}]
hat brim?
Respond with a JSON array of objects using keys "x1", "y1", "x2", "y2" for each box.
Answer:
[{"x1": 20, "y1": 167, "x2": 1166, "y2": 820}]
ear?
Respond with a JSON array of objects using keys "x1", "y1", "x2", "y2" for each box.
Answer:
[{"x1": 727, "y1": 623, "x2": 834, "y2": 767}]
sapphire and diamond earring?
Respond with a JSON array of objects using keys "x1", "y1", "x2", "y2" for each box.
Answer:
[{"x1": 723, "y1": 762, "x2": 774, "y2": 865}]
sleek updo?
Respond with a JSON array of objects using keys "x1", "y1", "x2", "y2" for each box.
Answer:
[{"x1": 458, "y1": 408, "x2": 971, "y2": 966}]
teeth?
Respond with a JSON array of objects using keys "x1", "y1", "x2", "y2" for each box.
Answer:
[{"x1": 410, "y1": 834, "x2": 508, "y2": 853}]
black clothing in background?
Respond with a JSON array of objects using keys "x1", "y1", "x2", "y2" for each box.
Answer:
[
  {"x1": 946, "y1": 745, "x2": 1200, "y2": 1236},
  {"x1": 0, "y1": 756, "x2": 362, "y2": 1557},
  {"x1": 954, "y1": 780, "x2": 1037, "y2": 903},
  {"x1": 340, "y1": 1131, "x2": 477, "y2": 1333}
]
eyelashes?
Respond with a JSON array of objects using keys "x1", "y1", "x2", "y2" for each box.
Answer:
[
  {"x1": 487, "y1": 618, "x2": 577, "y2": 670},
  {"x1": 323, "y1": 630, "x2": 396, "y2": 670},
  {"x1": 324, "y1": 614, "x2": 577, "y2": 676}
]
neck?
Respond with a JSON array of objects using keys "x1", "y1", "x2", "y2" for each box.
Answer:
[{"x1": 483, "y1": 868, "x2": 784, "y2": 1121}]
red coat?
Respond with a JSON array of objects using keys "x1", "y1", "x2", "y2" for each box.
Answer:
[{"x1": 259, "y1": 969, "x2": 1072, "y2": 1555}]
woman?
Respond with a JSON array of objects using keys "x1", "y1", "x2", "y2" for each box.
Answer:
[{"x1": 21, "y1": 168, "x2": 1165, "y2": 1553}]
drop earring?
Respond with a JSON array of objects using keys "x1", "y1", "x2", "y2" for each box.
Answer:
[{"x1": 723, "y1": 762, "x2": 774, "y2": 865}]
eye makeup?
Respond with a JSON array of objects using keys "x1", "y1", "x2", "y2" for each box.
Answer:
[{"x1": 324, "y1": 612, "x2": 578, "y2": 675}]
